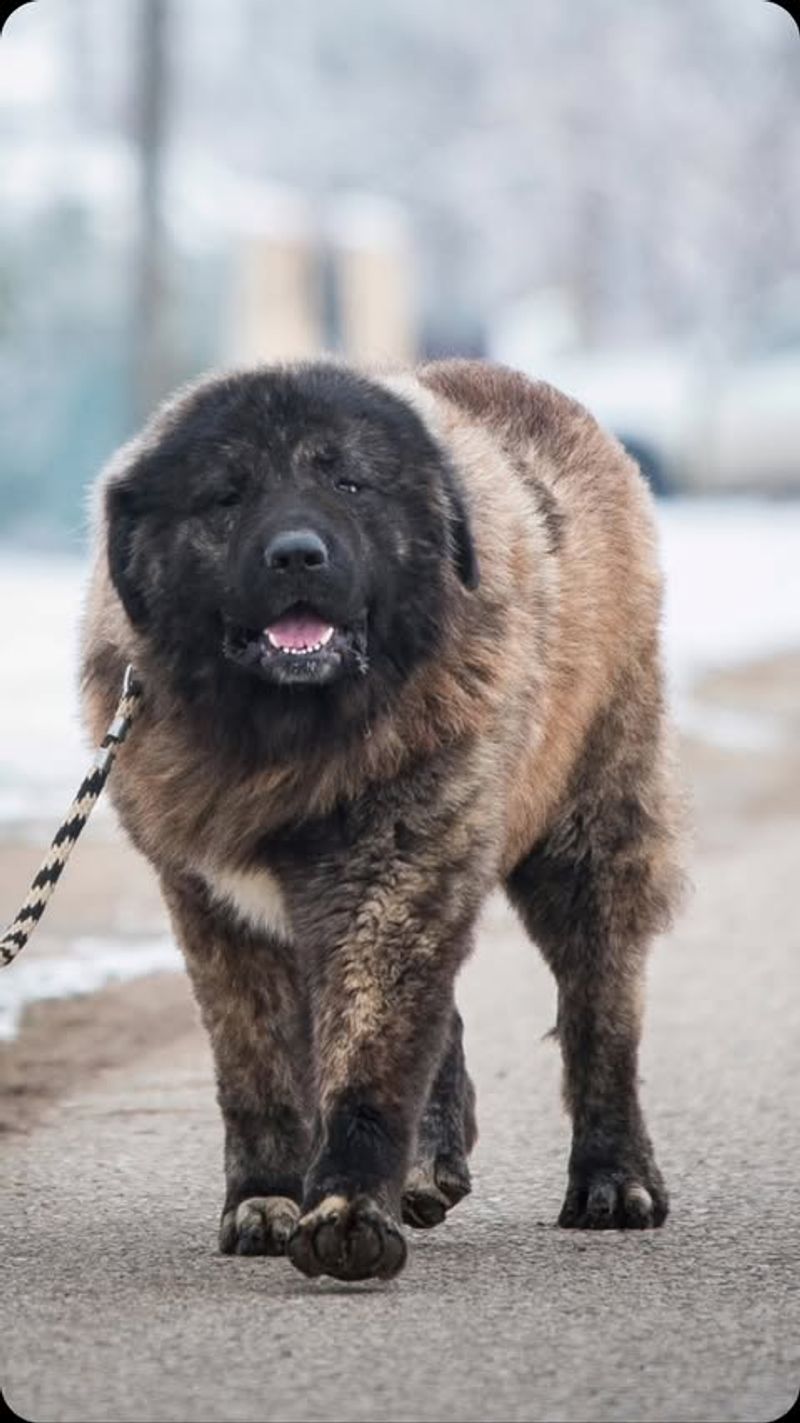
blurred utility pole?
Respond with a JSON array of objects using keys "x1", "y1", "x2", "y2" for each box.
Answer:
[
  {"x1": 131, "y1": 0, "x2": 172, "y2": 424},
  {"x1": 67, "y1": 0, "x2": 93, "y2": 129}
]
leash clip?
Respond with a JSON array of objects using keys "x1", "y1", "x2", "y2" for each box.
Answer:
[
  {"x1": 122, "y1": 663, "x2": 141, "y2": 699},
  {"x1": 104, "y1": 665, "x2": 143, "y2": 747}
]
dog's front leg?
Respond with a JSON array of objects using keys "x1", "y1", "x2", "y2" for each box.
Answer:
[
  {"x1": 162, "y1": 873, "x2": 312, "y2": 1257},
  {"x1": 287, "y1": 860, "x2": 481, "y2": 1283}
]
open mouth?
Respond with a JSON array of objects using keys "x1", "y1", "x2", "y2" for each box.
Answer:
[{"x1": 223, "y1": 605, "x2": 367, "y2": 684}]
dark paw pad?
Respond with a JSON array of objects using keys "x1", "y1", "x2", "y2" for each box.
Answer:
[
  {"x1": 287, "y1": 1195, "x2": 407, "y2": 1282},
  {"x1": 558, "y1": 1165, "x2": 668, "y2": 1231},
  {"x1": 219, "y1": 1196, "x2": 301, "y2": 1256},
  {"x1": 402, "y1": 1156, "x2": 471, "y2": 1230}
]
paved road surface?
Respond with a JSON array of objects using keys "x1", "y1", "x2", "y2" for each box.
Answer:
[{"x1": 2, "y1": 719, "x2": 799, "y2": 1422}]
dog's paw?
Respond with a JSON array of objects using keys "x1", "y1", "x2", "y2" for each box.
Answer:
[
  {"x1": 401, "y1": 1155, "x2": 471, "y2": 1229},
  {"x1": 219, "y1": 1195, "x2": 301, "y2": 1256},
  {"x1": 287, "y1": 1195, "x2": 407, "y2": 1281},
  {"x1": 558, "y1": 1160, "x2": 668, "y2": 1230}
]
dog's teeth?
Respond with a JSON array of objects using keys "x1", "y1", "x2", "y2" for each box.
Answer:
[{"x1": 265, "y1": 628, "x2": 335, "y2": 655}]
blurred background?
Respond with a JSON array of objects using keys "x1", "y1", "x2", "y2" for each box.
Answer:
[
  {"x1": 3, "y1": 0, "x2": 800, "y2": 531},
  {"x1": 1, "y1": 0, "x2": 799, "y2": 1057}
]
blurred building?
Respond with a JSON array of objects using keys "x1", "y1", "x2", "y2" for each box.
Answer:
[{"x1": 225, "y1": 189, "x2": 416, "y2": 367}]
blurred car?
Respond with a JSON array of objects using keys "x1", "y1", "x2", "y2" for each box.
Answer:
[{"x1": 492, "y1": 308, "x2": 800, "y2": 496}]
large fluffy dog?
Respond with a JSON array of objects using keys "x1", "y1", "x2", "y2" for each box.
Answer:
[{"x1": 81, "y1": 359, "x2": 684, "y2": 1281}]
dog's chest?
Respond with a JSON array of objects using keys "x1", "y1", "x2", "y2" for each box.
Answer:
[{"x1": 200, "y1": 861, "x2": 293, "y2": 943}]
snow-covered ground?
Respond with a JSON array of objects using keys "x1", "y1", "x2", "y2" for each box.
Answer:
[
  {"x1": 0, "y1": 555, "x2": 93, "y2": 827},
  {"x1": 659, "y1": 500, "x2": 800, "y2": 748},
  {"x1": 1, "y1": 498, "x2": 799, "y2": 1036},
  {"x1": 0, "y1": 936, "x2": 181, "y2": 1041}
]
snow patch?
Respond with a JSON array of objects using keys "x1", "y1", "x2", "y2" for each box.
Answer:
[
  {"x1": 0, "y1": 936, "x2": 183, "y2": 1041},
  {"x1": 659, "y1": 500, "x2": 800, "y2": 686},
  {"x1": 0, "y1": 554, "x2": 93, "y2": 826}
]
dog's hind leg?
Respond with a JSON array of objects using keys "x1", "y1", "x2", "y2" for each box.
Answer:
[
  {"x1": 162, "y1": 874, "x2": 312, "y2": 1256},
  {"x1": 506, "y1": 676, "x2": 684, "y2": 1230},
  {"x1": 402, "y1": 1006, "x2": 477, "y2": 1229}
]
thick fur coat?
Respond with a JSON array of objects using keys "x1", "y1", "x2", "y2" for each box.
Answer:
[{"x1": 81, "y1": 358, "x2": 684, "y2": 1280}]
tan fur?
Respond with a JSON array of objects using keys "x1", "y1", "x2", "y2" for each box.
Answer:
[
  {"x1": 201, "y1": 863, "x2": 293, "y2": 943},
  {"x1": 410, "y1": 361, "x2": 665, "y2": 871}
]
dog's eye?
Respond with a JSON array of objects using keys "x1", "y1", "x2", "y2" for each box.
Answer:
[
  {"x1": 311, "y1": 444, "x2": 339, "y2": 471},
  {"x1": 215, "y1": 488, "x2": 241, "y2": 509},
  {"x1": 335, "y1": 479, "x2": 362, "y2": 495}
]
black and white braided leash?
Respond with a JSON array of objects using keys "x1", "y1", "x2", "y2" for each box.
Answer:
[{"x1": 0, "y1": 665, "x2": 142, "y2": 968}]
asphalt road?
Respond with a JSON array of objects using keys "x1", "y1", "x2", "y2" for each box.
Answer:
[{"x1": 2, "y1": 719, "x2": 799, "y2": 1422}]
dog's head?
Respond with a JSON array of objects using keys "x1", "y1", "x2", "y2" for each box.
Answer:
[{"x1": 105, "y1": 364, "x2": 478, "y2": 739}]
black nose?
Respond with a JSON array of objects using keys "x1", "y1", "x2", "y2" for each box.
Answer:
[{"x1": 264, "y1": 529, "x2": 329, "y2": 573}]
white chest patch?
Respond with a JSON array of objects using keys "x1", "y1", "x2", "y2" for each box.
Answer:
[{"x1": 202, "y1": 863, "x2": 293, "y2": 943}]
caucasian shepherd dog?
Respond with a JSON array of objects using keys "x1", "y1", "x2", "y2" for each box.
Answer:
[{"x1": 81, "y1": 359, "x2": 683, "y2": 1281}]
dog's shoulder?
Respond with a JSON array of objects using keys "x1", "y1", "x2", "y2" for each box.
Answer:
[
  {"x1": 416, "y1": 358, "x2": 643, "y2": 504},
  {"x1": 417, "y1": 358, "x2": 586, "y2": 448}
]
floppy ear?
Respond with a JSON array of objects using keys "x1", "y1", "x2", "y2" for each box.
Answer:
[
  {"x1": 440, "y1": 461, "x2": 480, "y2": 590},
  {"x1": 106, "y1": 479, "x2": 150, "y2": 628}
]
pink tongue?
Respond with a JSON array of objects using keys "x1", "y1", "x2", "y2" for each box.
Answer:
[{"x1": 265, "y1": 612, "x2": 334, "y2": 651}]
